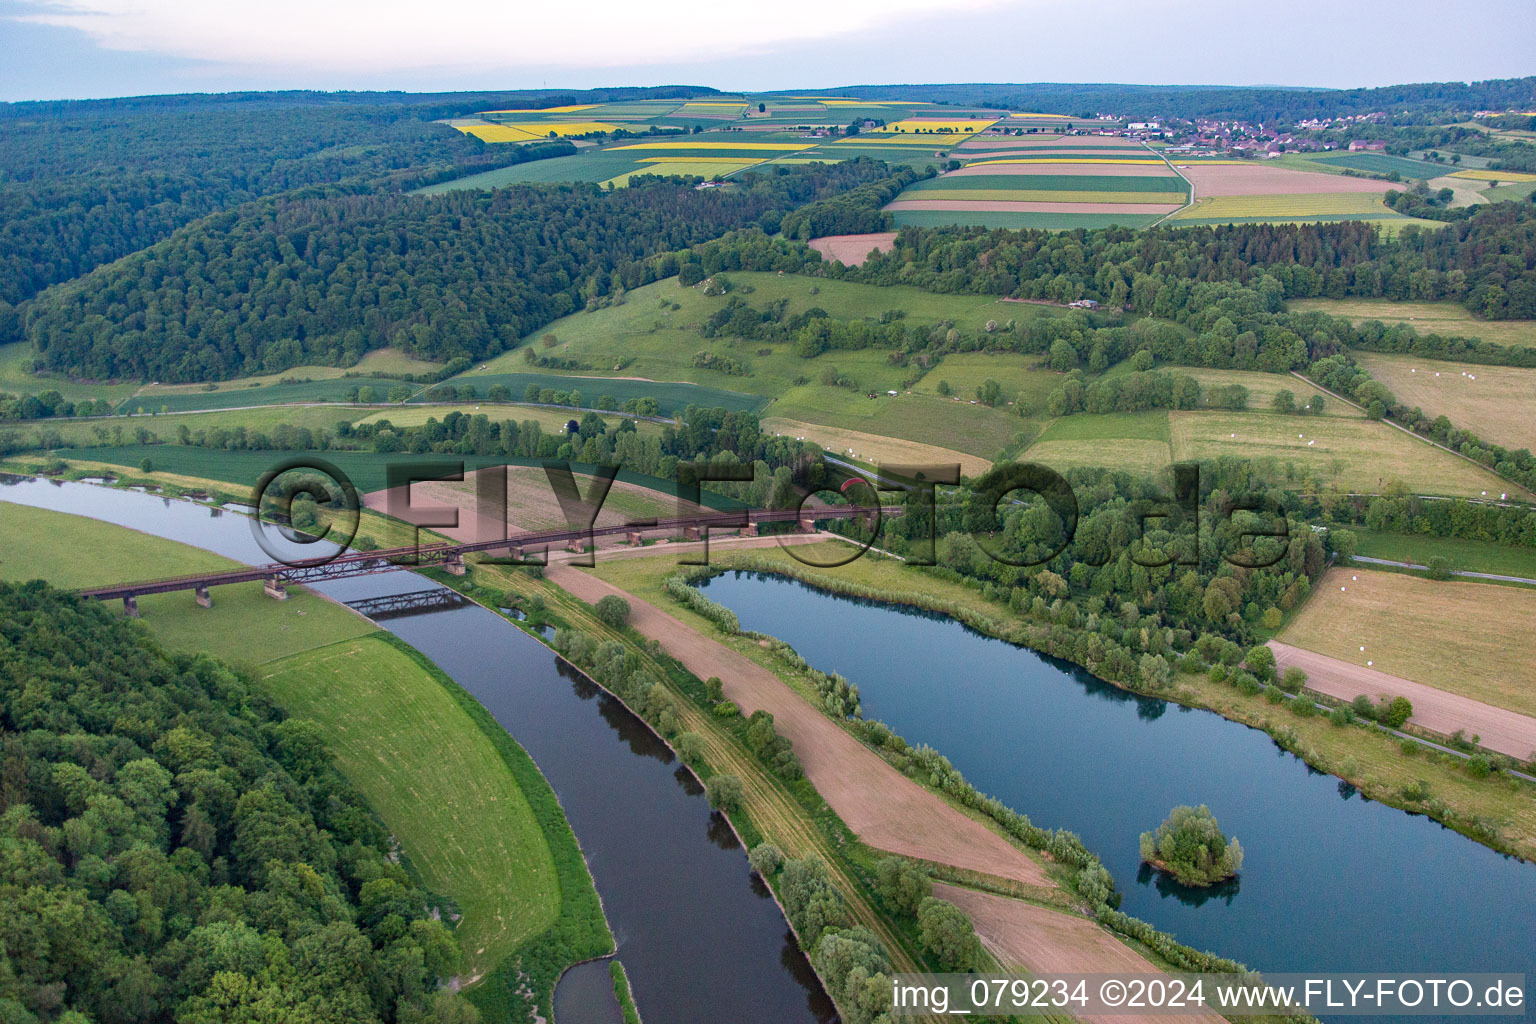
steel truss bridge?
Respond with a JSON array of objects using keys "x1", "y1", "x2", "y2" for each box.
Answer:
[{"x1": 78, "y1": 505, "x2": 897, "y2": 614}]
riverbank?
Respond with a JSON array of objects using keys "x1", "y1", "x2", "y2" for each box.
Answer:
[
  {"x1": 0, "y1": 495, "x2": 615, "y2": 1021},
  {"x1": 540, "y1": 554, "x2": 1300, "y2": 1019},
  {"x1": 674, "y1": 543, "x2": 1536, "y2": 861}
]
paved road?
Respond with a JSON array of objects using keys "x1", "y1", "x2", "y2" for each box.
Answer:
[{"x1": 1352, "y1": 554, "x2": 1536, "y2": 586}]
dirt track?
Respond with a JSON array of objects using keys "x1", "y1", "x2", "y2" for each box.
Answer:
[
  {"x1": 1269, "y1": 641, "x2": 1536, "y2": 759},
  {"x1": 938, "y1": 884, "x2": 1226, "y2": 1024},
  {"x1": 546, "y1": 564, "x2": 1052, "y2": 887},
  {"x1": 807, "y1": 232, "x2": 897, "y2": 266}
]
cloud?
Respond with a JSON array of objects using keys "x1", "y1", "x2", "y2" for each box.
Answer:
[{"x1": 9, "y1": 0, "x2": 1010, "y2": 75}]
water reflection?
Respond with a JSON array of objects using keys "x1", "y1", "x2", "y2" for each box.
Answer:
[
  {"x1": 1136, "y1": 863, "x2": 1242, "y2": 908},
  {"x1": 702, "y1": 571, "x2": 1536, "y2": 999}
]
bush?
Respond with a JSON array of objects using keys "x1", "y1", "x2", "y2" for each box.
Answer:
[
  {"x1": 1351, "y1": 694, "x2": 1377, "y2": 720},
  {"x1": 1263, "y1": 685, "x2": 1286, "y2": 704},
  {"x1": 1328, "y1": 706, "x2": 1354, "y2": 727},
  {"x1": 916, "y1": 897, "x2": 981, "y2": 971},
  {"x1": 875, "y1": 857, "x2": 933, "y2": 916},
  {"x1": 1379, "y1": 695, "x2": 1414, "y2": 728},
  {"x1": 1466, "y1": 755, "x2": 1493, "y2": 779},
  {"x1": 594, "y1": 594, "x2": 632, "y2": 628},
  {"x1": 1278, "y1": 666, "x2": 1308, "y2": 694},
  {"x1": 1426, "y1": 555, "x2": 1452, "y2": 580},
  {"x1": 1138, "y1": 805, "x2": 1243, "y2": 887},
  {"x1": 674, "y1": 731, "x2": 705, "y2": 762},
  {"x1": 748, "y1": 842, "x2": 784, "y2": 877},
  {"x1": 1233, "y1": 671, "x2": 1261, "y2": 696},
  {"x1": 706, "y1": 774, "x2": 744, "y2": 812},
  {"x1": 1244, "y1": 645, "x2": 1276, "y2": 681}
]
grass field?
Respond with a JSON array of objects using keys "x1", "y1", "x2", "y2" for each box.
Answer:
[
  {"x1": 0, "y1": 501, "x2": 377, "y2": 665},
  {"x1": 117, "y1": 376, "x2": 412, "y2": 414},
  {"x1": 1288, "y1": 298, "x2": 1535, "y2": 348},
  {"x1": 420, "y1": 371, "x2": 763, "y2": 417},
  {"x1": 353, "y1": 403, "x2": 661, "y2": 435},
  {"x1": 459, "y1": 273, "x2": 1049, "y2": 406},
  {"x1": 761, "y1": 416, "x2": 993, "y2": 476},
  {"x1": 1354, "y1": 351, "x2": 1536, "y2": 451},
  {"x1": 0, "y1": 342, "x2": 142, "y2": 405},
  {"x1": 1280, "y1": 568, "x2": 1536, "y2": 717},
  {"x1": 262, "y1": 637, "x2": 561, "y2": 980},
  {"x1": 1168, "y1": 192, "x2": 1397, "y2": 221},
  {"x1": 1157, "y1": 368, "x2": 1349, "y2": 415},
  {"x1": 1305, "y1": 152, "x2": 1445, "y2": 179},
  {"x1": 769, "y1": 387, "x2": 1026, "y2": 459},
  {"x1": 1352, "y1": 529, "x2": 1536, "y2": 580},
  {"x1": 1169, "y1": 410, "x2": 1522, "y2": 498},
  {"x1": 1022, "y1": 411, "x2": 1173, "y2": 477},
  {"x1": 914, "y1": 353, "x2": 1063, "y2": 413},
  {"x1": 45, "y1": 446, "x2": 745, "y2": 507}
]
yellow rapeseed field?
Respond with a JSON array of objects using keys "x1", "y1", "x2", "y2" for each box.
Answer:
[
  {"x1": 456, "y1": 124, "x2": 544, "y2": 143},
  {"x1": 871, "y1": 118, "x2": 998, "y2": 135},
  {"x1": 1450, "y1": 169, "x2": 1536, "y2": 182},
  {"x1": 478, "y1": 104, "x2": 596, "y2": 114}
]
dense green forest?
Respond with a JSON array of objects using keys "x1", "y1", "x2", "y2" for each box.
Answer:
[
  {"x1": 0, "y1": 86, "x2": 717, "y2": 308},
  {"x1": 818, "y1": 77, "x2": 1536, "y2": 123},
  {"x1": 16, "y1": 160, "x2": 890, "y2": 381},
  {"x1": 0, "y1": 582, "x2": 475, "y2": 1024}
]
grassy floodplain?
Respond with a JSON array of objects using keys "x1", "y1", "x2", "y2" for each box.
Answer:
[
  {"x1": 0, "y1": 498, "x2": 611, "y2": 1015},
  {"x1": 1351, "y1": 528, "x2": 1536, "y2": 580},
  {"x1": 1279, "y1": 568, "x2": 1536, "y2": 716},
  {"x1": 1353, "y1": 351, "x2": 1536, "y2": 452},
  {"x1": 1288, "y1": 298, "x2": 1536, "y2": 348}
]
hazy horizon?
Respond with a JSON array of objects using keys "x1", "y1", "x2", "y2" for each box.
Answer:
[{"x1": 3, "y1": 0, "x2": 1532, "y2": 104}]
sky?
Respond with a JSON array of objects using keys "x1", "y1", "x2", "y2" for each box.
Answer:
[{"x1": 1, "y1": 0, "x2": 1532, "y2": 103}]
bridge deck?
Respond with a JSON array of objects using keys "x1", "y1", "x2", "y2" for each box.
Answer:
[{"x1": 76, "y1": 505, "x2": 897, "y2": 601}]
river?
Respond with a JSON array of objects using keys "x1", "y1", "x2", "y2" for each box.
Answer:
[
  {"x1": 0, "y1": 478, "x2": 834, "y2": 1024},
  {"x1": 701, "y1": 572, "x2": 1536, "y2": 993}
]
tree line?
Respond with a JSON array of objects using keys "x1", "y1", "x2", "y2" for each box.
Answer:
[
  {"x1": 0, "y1": 582, "x2": 476, "y2": 1024},
  {"x1": 16, "y1": 161, "x2": 894, "y2": 382}
]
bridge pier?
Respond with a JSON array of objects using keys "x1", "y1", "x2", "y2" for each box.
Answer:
[
  {"x1": 565, "y1": 539, "x2": 586, "y2": 554},
  {"x1": 625, "y1": 530, "x2": 645, "y2": 546},
  {"x1": 263, "y1": 577, "x2": 288, "y2": 601},
  {"x1": 798, "y1": 518, "x2": 816, "y2": 534},
  {"x1": 123, "y1": 594, "x2": 138, "y2": 618},
  {"x1": 741, "y1": 522, "x2": 759, "y2": 537},
  {"x1": 195, "y1": 585, "x2": 212, "y2": 609},
  {"x1": 442, "y1": 553, "x2": 466, "y2": 576},
  {"x1": 682, "y1": 525, "x2": 701, "y2": 541}
]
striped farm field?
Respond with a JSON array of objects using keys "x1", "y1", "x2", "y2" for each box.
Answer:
[
  {"x1": 1176, "y1": 162, "x2": 1405, "y2": 197},
  {"x1": 890, "y1": 209, "x2": 1166, "y2": 230},
  {"x1": 966, "y1": 156, "x2": 1165, "y2": 166},
  {"x1": 949, "y1": 161, "x2": 1176, "y2": 178},
  {"x1": 611, "y1": 141, "x2": 813, "y2": 152},
  {"x1": 907, "y1": 174, "x2": 1185, "y2": 197},
  {"x1": 888, "y1": 198, "x2": 1180, "y2": 215},
  {"x1": 1168, "y1": 192, "x2": 1397, "y2": 221},
  {"x1": 1450, "y1": 169, "x2": 1536, "y2": 182},
  {"x1": 893, "y1": 189, "x2": 1185, "y2": 204}
]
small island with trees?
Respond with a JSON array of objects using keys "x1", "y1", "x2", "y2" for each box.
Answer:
[{"x1": 1139, "y1": 805, "x2": 1245, "y2": 887}]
